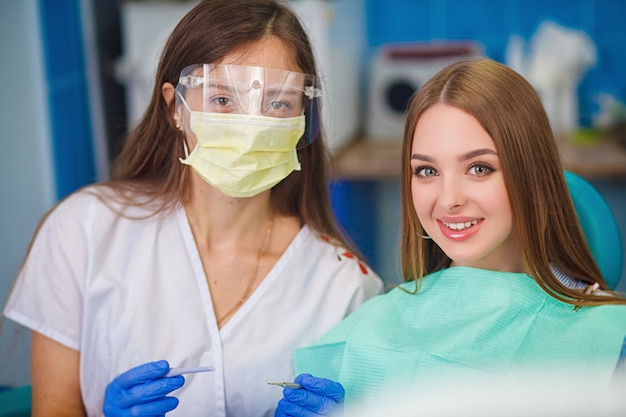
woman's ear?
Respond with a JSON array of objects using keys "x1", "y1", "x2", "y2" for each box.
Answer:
[
  {"x1": 162, "y1": 82, "x2": 180, "y2": 126},
  {"x1": 162, "y1": 82, "x2": 176, "y2": 107}
]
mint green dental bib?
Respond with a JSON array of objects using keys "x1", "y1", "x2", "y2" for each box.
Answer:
[{"x1": 294, "y1": 267, "x2": 626, "y2": 410}]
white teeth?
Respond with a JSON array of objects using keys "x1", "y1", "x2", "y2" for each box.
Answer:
[{"x1": 443, "y1": 220, "x2": 478, "y2": 231}]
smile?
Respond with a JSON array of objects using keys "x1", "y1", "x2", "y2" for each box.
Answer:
[
  {"x1": 442, "y1": 220, "x2": 479, "y2": 231},
  {"x1": 437, "y1": 218, "x2": 482, "y2": 242}
]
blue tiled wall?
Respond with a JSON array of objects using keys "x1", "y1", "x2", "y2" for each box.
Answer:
[
  {"x1": 39, "y1": 0, "x2": 96, "y2": 199},
  {"x1": 331, "y1": 180, "x2": 380, "y2": 270},
  {"x1": 365, "y1": 0, "x2": 626, "y2": 124}
]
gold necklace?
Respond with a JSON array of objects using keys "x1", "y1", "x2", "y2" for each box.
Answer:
[{"x1": 216, "y1": 216, "x2": 274, "y2": 327}]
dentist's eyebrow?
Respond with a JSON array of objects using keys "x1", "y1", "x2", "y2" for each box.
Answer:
[{"x1": 458, "y1": 148, "x2": 497, "y2": 161}]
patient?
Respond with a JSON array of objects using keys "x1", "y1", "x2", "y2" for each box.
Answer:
[{"x1": 273, "y1": 58, "x2": 626, "y2": 416}]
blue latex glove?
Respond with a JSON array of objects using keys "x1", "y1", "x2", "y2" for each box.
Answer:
[
  {"x1": 274, "y1": 373, "x2": 345, "y2": 417},
  {"x1": 103, "y1": 360, "x2": 185, "y2": 417}
]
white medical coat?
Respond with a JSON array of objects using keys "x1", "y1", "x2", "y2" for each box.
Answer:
[{"x1": 4, "y1": 186, "x2": 383, "y2": 416}]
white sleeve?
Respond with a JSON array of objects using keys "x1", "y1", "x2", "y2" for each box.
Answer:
[{"x1": 3, "y1": 194, "x2": 93, "y2": 351}]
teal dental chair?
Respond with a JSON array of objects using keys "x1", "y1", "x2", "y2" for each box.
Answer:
[
  {"x1": 564, "y1": 171, "x2": 623, "y2": 290},
  {"x1": 0, "y1": 385, "x2": 31, "y2": 417}
]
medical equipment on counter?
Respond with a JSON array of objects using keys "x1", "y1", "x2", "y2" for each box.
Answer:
[
  {"x1": 506, "y1": 21, "x2": 596, "y2": 137},
  {"x1": 366, "y1": 42, "x2": 482, "y2": 141}
]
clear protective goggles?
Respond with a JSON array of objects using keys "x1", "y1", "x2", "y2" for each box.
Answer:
[{"x1": 175, "y1": 64, "x2": 322, "y2": 146}]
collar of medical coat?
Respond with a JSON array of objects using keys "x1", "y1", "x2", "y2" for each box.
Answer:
[{"x1": 176, "y1": 63, "x2": 321, "y2": 146}]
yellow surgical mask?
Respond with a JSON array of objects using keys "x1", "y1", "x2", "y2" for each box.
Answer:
[{"x1": 180, "y1": 112, "x2": 304, "y2": 198}]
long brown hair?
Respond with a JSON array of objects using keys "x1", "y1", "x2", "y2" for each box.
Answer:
[
  {"x1": 400, "y1": 58, "x2": 625, "y2": 306},
  {"x1": 105, "y1": 0, "x2": 351, "y2": 247}
]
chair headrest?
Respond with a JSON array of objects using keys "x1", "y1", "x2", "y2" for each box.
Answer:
[{"x1": 564, "y1": 171, "x2": 623, "y2": 290}]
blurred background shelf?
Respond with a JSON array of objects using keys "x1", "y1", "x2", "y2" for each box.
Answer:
[{"x1": 557, "y1": 138, "x2": 626, "y2": 179}]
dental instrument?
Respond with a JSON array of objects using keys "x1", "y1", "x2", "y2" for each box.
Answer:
[
  {"x1": 165, "y1": 365, "x2": 215, "y2": 377},
  {"x1": 267, "y1": 382, "x2": 302, "y2": 389}
]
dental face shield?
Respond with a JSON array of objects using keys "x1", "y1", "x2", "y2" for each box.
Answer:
[{"x1": 175, "y1": 64, "x2": 321, "y2": 147}]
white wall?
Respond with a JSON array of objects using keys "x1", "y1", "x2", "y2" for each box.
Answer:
[{"x1": 0, "y1": 0, "x2": 55, "y2": 387}]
